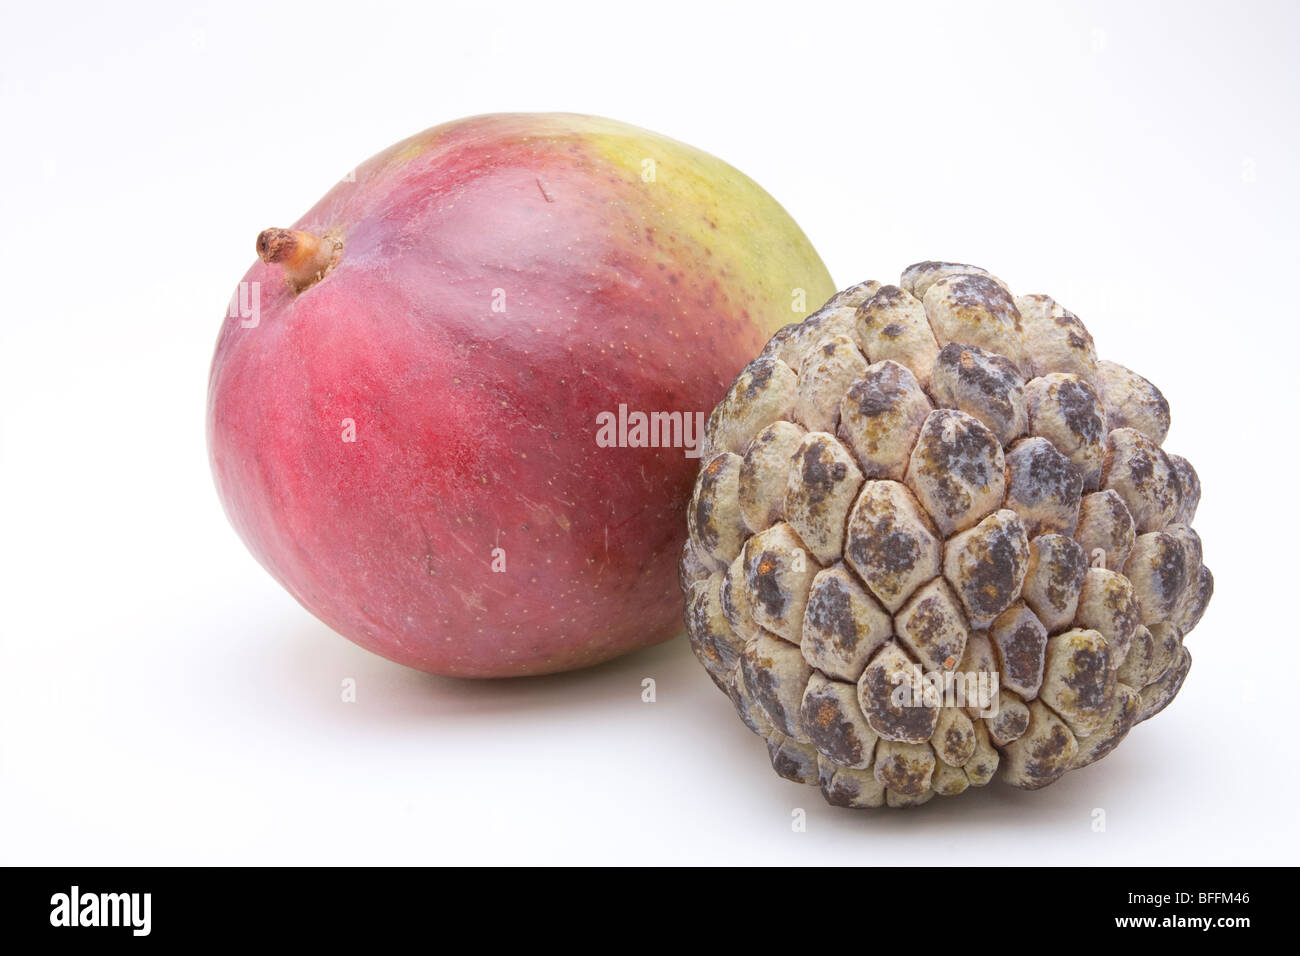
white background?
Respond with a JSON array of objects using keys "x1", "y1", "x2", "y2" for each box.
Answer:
[{"x1": 2, "y1": 0, "x2": 1295, "y2": 864}]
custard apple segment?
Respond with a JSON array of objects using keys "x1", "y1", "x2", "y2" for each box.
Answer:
[{"x1": 681, "y1": 262, "x2": 1213, "y2": 807}]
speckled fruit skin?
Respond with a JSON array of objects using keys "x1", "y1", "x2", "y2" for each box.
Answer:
[{"x1": 208, "y1": 113, "x2": 834, "y2": 677}]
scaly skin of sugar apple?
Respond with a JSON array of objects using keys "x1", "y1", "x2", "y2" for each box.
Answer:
[{"x1": 681, "y1": 262, "x2": 1213, "y2": 808}]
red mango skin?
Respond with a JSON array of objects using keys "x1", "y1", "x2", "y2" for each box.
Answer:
[{"x1": 208, "y1": 113, "x2": 834, "y2": 677}]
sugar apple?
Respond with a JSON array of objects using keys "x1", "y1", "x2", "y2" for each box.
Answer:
[{"x1": 680, "y1": 262, "x2": 1212, "y2": 808}]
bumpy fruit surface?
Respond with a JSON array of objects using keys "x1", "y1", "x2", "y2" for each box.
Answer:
[
  {"x1": 209, "y1": 113, "x2": 833, "y2": 677},
  {"x1": 680, "y1": 262, "x2": 1211, "y2": 808}
]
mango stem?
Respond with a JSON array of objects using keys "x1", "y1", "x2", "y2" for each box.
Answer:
[{"x1": 256, "y1": 228, "x2": 341, "y2": 293}]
